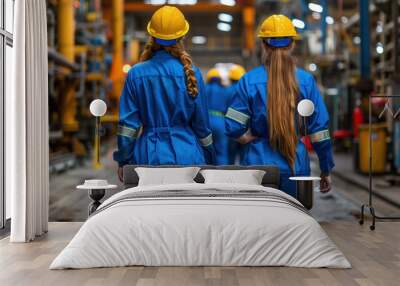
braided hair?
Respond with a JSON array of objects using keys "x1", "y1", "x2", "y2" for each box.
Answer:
[{"x1": 139, "y1": 38, "x2": 198, "y2": 97}]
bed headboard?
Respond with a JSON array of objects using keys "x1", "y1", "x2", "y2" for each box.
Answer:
[{"x1": 122, "y1": 165, "x2": 280, "y2": 189}]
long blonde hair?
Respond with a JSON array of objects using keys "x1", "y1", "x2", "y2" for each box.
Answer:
[
  {"x1": 263, "y1": 42, "x2": 299, "y2": 171},
  {"x1": 139, "y1": 38, "x2": 198, "y2": 97}
]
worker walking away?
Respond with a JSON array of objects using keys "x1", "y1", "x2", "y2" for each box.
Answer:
[
  {"x1": 206, "y1": 68, "x2": 235, "y2": 165},
  {"x1": 114, "y1": 6, "x2": 215, "y2": 180},
  {"x1": 227, "y1": 65, "x2": 246, "y2": 106},
  {"x1": 228, "y1": 64, "x2": 246, "y2": 88},
  {"x1": 227, "y1": 64, "x2": 246, "y2": 163},
  {"x1": 225, "y1": 15, "x2": 334, "y2": 197}
]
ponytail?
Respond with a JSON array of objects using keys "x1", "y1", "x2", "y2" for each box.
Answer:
[
  {"x1": 139, "y1": 38, "x2": 198, "y2": 97},
  {"x1": 262, "y1": 42, "x2": 299, "y2": 172}
]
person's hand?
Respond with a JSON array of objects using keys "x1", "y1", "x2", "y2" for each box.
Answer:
[
  {"x1": 236, "y1": 129, "x2": 257, "y2": 144},
  {"x1": 246, "y1": 133, "x2": 258, "y2": 143},
  {"x1": 236, "y1": 136, "x2": 249, "y2": 144},
  {"x1": 118, "y1": 167, "x2": 124, "y2": 182},
  {"x1": 320, "y1": 175, "x2": 332, "y2": 193}
]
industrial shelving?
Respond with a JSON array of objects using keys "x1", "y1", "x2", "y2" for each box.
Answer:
[
  {"x1": 359, "y1": 0, "x2": 400, "y2": 230},
  {"x1": 371, "y1": 1, "x2": 399, "y2": 99},
  {"x1": 47, "y1": 1, "x2": 112, "y2": 172}
]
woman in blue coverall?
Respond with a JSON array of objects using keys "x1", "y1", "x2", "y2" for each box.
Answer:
[
  {"x1": 113, "y1": 6, "x2": 215, "y2": 179},
  {"x1": 205, "y1": 68, "x2": 235, "y2": 165},
  {"x1": 225, "y1": 15, "x2": 334, "y2": 197},
  {"x1": 226, "y1": 65, "x2": 246, "y2": 164}
]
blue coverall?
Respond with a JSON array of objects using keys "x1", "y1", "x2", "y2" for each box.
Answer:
[
  {"x1": 225, "y1": 66, "x2": 334, "y2": 197},
  {"x1": 206, "y1": 80, "x2": 236, "y2": 165},
  {"x1": 113, "y1": 50, "x2": 215, "y2": 166}
]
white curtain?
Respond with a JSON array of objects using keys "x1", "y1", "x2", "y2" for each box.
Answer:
[{"x1": 7, "y1": 0, "x2": 49, "y2": 242}]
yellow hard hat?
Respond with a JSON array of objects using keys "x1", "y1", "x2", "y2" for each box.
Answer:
[
  {"x1": 229, "y1": 65, "x2": 246, "y2": 81},
  {"x1": 207, "y1": 68, "x2": 221, "y2": 81},
  {"x1": 147, "y1": 6, "x2": 190, "y2": 41},
  {"x1": 257, "y1": 14, "x2": 297, "y2": 38}
]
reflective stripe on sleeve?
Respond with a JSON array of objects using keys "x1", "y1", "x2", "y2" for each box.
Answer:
[
  {"x1": 118, "y1": 125, "x2": 138, "y2": 139},
  {"x1": 199, "y1": 133, "x2": 213, "y2": 147},
  {"x1": 310, "y1": 129, "x2": 330, "y2": 143},
  {"x1": 225, "y1": 107, "x2": 250, "y2": 125},
  {"x1": 209, "y1": 110, "x2": 225, "y2": 117}
]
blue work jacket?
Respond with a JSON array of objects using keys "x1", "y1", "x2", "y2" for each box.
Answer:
[
  {"x1": 113, "y1": 50, "x2": 215, "y2": 166},
  {"x1": 206, "y1": 81, "x2": 236, "y2": 165},
  {"x1": 225, "y1": 66, "x2": 334, "y2": 176}
]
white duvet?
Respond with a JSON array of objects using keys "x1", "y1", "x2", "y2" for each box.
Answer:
[{"x1": 50, "y1": 183, "x2": 351, "y2": 269}]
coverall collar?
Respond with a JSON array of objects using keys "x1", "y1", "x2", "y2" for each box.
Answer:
[{"x1": 153, "y1": 49, "x2": 174, "y2": 59}]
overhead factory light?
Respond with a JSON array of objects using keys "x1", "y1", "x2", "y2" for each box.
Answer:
[
  {"x1": 312, "y1": 12, "x2": 321, "y2": 20},
  {"x1": 168, "y1": 0, "x2": 197, "y2": 4},
  {"x1": 325, "y1": 16, "x2": 334, "y2": 25},
  {"x1": 292, "y1": 18, "x2": 305, "y2": 29},
  {"x1": 376, "y1": 42, "x2": 384, "y2": 54},
  {"x1": 217, "y1": 22, "x2": 231, "y2": 32},
  {"x1": 192, "y1": 36, "x2": 207, "y2": 45},
  {"x1": 218, "y1": 13, "x2": 233, "y2": 23},
  {"x1": 327, "y1": 88, "x2": 339, "y2": 96},
  {"x1": 308, "y1": 3, "x2": 323, "y2": 13},
  {"x1": 353, "y1": 36, "x2": 361, "y2": 45},
  {"x1": 123, "y1": 64, "x2": 131, "y2": 74},
  {"x1": 220, "y1": 0, "x2": 236, "y2": 6},
  {"x1": 376, "y1": 21, "x2": 383, "y2": 33},
  {"x1": 145, "y1": 0, "x2": 166, "y2": 4},
  {"x1": 337, "y1": 62, "x2": 345, "y2": 70},
  {"x1": 145, "y1": 0, "x2": 197, "y2": 4},
  {"x1": 308, "y1": 63, "x2": 317, "y2": 72}
]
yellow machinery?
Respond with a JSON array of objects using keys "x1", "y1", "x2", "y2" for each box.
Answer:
[
  {"x1": 109, "y1": 0, "x2": 124, "y2": 106},
  {"x1": 359, "y1": 123, "x2": 387, "y2": 173},
  {"x1": 58, "y1": 0, "x2": 78, "y2": 132},
  {"x1": 243, "y1": 6, "x2": 255, "y2": 52},
  {"x1": 50, "y1": 0, "x2": 116, "y2": 167}
]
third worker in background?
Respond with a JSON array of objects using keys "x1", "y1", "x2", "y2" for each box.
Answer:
[
  {"x1": 227, "y1": 64, "x2": 246, "y2": 163},
  {"x1": 205, "y1": 68, "x2": 236, "y2": 165},
  {"x1": 225, "y1": 15, "x2": 334, "y2": 197}
]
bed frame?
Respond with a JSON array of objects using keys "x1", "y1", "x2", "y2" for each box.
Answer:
[
  {"x1": 122, "y1": 165, "x2": 280, "y2": 189},
  {"x1": 122, "y1": 165, "x2": 317, "y2": 209}
]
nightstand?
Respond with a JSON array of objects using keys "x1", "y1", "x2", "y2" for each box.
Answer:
[
  {"x1": 77, "y1": 180, "x2": 117, "y2": 215},
  {"x1": 289, "y1": 176, "x2": 320, "y2": 210}
]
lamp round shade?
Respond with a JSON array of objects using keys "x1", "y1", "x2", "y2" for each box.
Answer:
[
  {"x1": 297, "y1": 99, "x2": 314, "y2": 117},
  {"x1": 90, "y1": 99, "x2": 107, "y2": 117}
]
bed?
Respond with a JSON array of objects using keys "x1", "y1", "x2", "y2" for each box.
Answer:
[{"x1": 50, "y1": 165, "x2": 350, "y2": 269}]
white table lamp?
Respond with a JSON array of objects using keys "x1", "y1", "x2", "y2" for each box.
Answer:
[
  {"x1": 290, "y1": 99, "x2": 317, "y2": 209},
  {"x1": 297, "y1": 99, "x2": 315, "y2": 138},
  {"x1": 90, "y1": 99, "x2": 107, "y2": 169}
]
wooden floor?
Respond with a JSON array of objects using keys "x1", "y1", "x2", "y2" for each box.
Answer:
[{"x1": 0, "y1": 221, "x2": 399, "y2": 286}]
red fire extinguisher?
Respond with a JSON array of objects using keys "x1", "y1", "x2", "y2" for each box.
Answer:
[{"x1": 353, "y1": 105, "x2": 364, "y2": 139}]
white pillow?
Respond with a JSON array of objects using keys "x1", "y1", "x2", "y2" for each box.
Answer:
[
  {"x1": 135, "y1": 167, "x2": 201, "y2": 186},
  {"x1": 200, "y1": 169, "x2": 266, "y2": 185}
]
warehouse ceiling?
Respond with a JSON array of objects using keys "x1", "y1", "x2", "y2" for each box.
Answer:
[{"x1": 99, "y1": 0, "x2": 365, "y2": 68}]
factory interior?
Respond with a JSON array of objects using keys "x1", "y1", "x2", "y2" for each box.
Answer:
[{"x1": 1, "y1": 0, "x2": 400, "y2": 285}]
